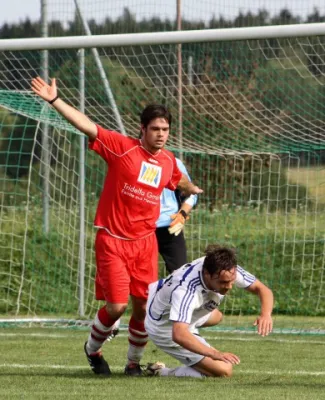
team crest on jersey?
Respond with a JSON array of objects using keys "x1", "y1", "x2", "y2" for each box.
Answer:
[
  {"x1": 137, "y1": 161, "x2": 162, "y2": 188},
  {"x1": 204, "y1": 300, "x2": 219, "y2": 311}
]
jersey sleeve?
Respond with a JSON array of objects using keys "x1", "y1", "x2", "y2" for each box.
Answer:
[
  {"x1": 88, "y1": 124, "x2": 130, "y2": 163},
  {"x1": 235, "y1": 265, "x2": 256, "y2": 288},
  {"x1": 169, "y1": 286, "x2": 200, "y2": 324},
  {"x1": 165, "y1": 155, "x2": 182, "y2": 191}
]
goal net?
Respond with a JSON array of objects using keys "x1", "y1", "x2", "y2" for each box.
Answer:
[{"x1": 0, "y1": 2, "x2": 324, "y2": 334}]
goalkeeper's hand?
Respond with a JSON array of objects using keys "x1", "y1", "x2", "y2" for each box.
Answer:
[{"x1": 168, "y1": 211, "x2": 189, "y2": 236}]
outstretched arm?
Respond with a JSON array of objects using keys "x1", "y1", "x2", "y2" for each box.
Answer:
[
  {"x1": 246, "y1": 280, "x2": 274, "y2": 336},
  {"x1": 31, "y1": 77, "x2": 97, "y2": 141},
  {"x1": 177, "y1": 174, "x2": 203, "y2": 197},
  {"x1": 172, "y1": 322, "x2": 240, "y2": 364}
]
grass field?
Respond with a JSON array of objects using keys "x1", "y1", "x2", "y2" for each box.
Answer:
[
  {"x1": 1, "y1": 327, "x2": 324, "y2": 400},
  {"x1": 1, "y1": 166, "x2": 324, "y2": 398},
  {"x1": 287, "y1": 166, "x2": 325, "y2": 204}
]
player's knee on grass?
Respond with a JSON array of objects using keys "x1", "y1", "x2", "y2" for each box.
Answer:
[
  {"x1": 205, "y1": 362, "x2": 233, "y2": 378},
  {"x1": 214, "y1": 362, "x2": 233, "y2": 378},
  {"x1": 196, "y1": 358, "x2": 233, "y2": 378}
]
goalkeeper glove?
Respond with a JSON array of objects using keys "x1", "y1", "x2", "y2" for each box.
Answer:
[{"x1": 168, "y1": 210, "x2": 189, "y2": 236}]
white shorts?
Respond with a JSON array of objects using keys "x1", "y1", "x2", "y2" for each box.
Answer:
[
  {"x1": 146, "y1": 329, "x2": 211, "y2": 367},
  {"x1": 145, "y1": 281, "x2": 213, "y2": 367}
]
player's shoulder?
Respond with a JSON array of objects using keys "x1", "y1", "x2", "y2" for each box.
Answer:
[
  {"x1": 97, "y1": 124, "x2": 119, "y2": 136},
  {"x1": 127, "y1": 136, "x2": 141, "y2": 146},
  {"x1": 173, "y1": 257, "x2": 205, "y2": 281},
  {"x1": 236, "y1": 265, "x2": 256, "y2": 285},
  {"x1": 160, "y1": 148, "x2": 177, "y2": 163},
  {"x1": 97, "y1": 125, "x2": 138, "y2": 144},
  {"x1": 236, "y1": 264, "x2": 253, "y2": 276},
  {"x1": 190, "y1": 256, "x2": 205, "y2": 266}
]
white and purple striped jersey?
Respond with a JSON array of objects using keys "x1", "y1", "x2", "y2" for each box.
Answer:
[{"x1": 145, "y1": 257, "x2": 256, "y2": 335}]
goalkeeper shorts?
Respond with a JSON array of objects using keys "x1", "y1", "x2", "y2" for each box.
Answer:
[{"x1": 94, "y1": 229, "x2": 158, "y2": 303}]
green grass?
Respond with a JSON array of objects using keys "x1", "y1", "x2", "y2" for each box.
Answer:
[
  {"x1": 1, "y1": 327, "x2": 324, "y2": 400},
  {"x1": 1, "y1": 166, "x2": 325, "y2": 324},
  {"x1": 1, "y1": 206, "x2": 325, "y2": 322},
  {"x1": 287, "y1": 166, "x2": 325, "y2": 204}
]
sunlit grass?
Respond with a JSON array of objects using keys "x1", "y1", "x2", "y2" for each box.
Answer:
[
  {"x1": 0, "y1": 327, "x2": 324, "y2": 400},
  {"x1": 287, "y1": 166, "x2": 325, "y2": 204}
]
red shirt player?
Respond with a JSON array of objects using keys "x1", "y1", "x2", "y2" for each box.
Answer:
[{"x1": 31, "y1": 77, "x2": 203, "y2": 377}]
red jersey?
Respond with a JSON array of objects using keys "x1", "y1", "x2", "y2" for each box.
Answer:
[{"x1": 89, "y1": 125, "x2": 182, "y2": 240}]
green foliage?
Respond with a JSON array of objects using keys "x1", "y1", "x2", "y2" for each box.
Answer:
[
  {"x1": 0, "y1": 204, "x2": 97, "y2": 315},
  {"x1": 0, "y1": 110, "x2": 38, "y2": 178},
  {"x1": 256, "y1": 54, "x2": 325, "y2": 120},
  {"x1": 55, "y1": 54, "x2": 162, "y2": 125},
  {"x1": 235, "y1": 237, "x2": 325, "y2": 316},
  {"x1": 1, "y1": 208, "x2": 324, "y2": 317},
  {"x1": 186, "y1": 209, "x2": 325, "y2": 317},
  {"x1": 181, "y1": 153, "x2": 315, "y2": 213},
  {"x1": 1, "y1": 6, "x2": 325, "y2": 325}
]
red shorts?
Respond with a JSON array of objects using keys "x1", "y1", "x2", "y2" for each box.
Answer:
[{"x1": 95, "y1": 229, "x2": 158, "y2": 303}]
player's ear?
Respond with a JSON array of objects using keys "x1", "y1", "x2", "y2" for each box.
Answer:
[{"x1": 140, "y1": 124, "x2": 146, "y2": 137}]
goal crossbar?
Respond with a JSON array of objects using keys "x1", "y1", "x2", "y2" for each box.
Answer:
[
  {"x1": 1, "y1": 18, "x2": 325, "y2": 333},
  {"x1": 0, "y1": 22, "x2": 325, "y2": 51}
]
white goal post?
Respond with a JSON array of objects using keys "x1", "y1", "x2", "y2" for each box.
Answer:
[
  {"x1": 0, "y1": 22, "x2": 325, "y2": 51},
  {"x1": 0, "y1": 21, "x2": 324, "y2": 332}
]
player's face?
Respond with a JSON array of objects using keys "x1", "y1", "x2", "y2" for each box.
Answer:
[
  {"x1": 204, "y1": 267, "x2": 237, "y2": 294},
  {"x1": 141, "y1": 118, "x2": 170, "y2": 153}
]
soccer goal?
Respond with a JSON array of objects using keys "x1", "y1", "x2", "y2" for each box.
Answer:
[{"x1": 0, "y1": 19, "x2": 324, "y2": 333}]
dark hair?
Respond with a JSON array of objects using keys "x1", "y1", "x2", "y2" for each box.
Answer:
[
  {"x1": 203, "y1": 244, "x2": 237, "y2": 277},
  {"x1": 140, "y1": 104, "x2": 172, "y2": 128}
]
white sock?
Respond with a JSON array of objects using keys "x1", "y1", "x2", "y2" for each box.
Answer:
[
  {"x1": 86, "y1": 312, "x2": 116, "y2": 354},
  {"x1": 127, "y1": 344, "x2": 146, "y2": 365},
  {"x1": 160, "y1": 366, "x2": 205, "y2": 378},
  {"x1": 126, "y1": 317, "x2": 148, "y2": 364}
]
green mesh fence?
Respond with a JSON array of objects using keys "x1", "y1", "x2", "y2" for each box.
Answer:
[{"x1": 0, "y1": 1, "x2": 325, "y2": 334}]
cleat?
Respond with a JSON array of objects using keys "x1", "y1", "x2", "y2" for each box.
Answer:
[
  {"x1": 124, "y1": 362, "x2": 143, "y2": 377},
  {"x1": 84, "y1": 342, "x2": 111, "y2": 376},
  {"x1": 106, "y1": 319, "x2": 120, "y2": 342},
  {"x1": 145, "y1": 362, "x2": 166, "y2": 377}
]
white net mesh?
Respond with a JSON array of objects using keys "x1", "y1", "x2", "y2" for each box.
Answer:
[{"x1": 0, "y1": 1, "x2": 324, "y2": 332}]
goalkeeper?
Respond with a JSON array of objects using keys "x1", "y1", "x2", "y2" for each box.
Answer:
[{"x1": 156, "y1": 158, "x2": 198, "y2": 274}]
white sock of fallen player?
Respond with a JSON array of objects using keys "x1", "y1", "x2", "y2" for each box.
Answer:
[{"x1": 159, "y1": 366, "x2": 205, "y2": 378}]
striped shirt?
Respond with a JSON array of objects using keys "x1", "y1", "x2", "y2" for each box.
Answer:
[{"x1": 145, "y1": 257, "x2": 256, "y2": 334}]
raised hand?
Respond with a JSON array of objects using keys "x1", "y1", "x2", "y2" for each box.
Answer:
[{"x1": 31, "y1": 77, "x2": 57, "y2": 102}]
